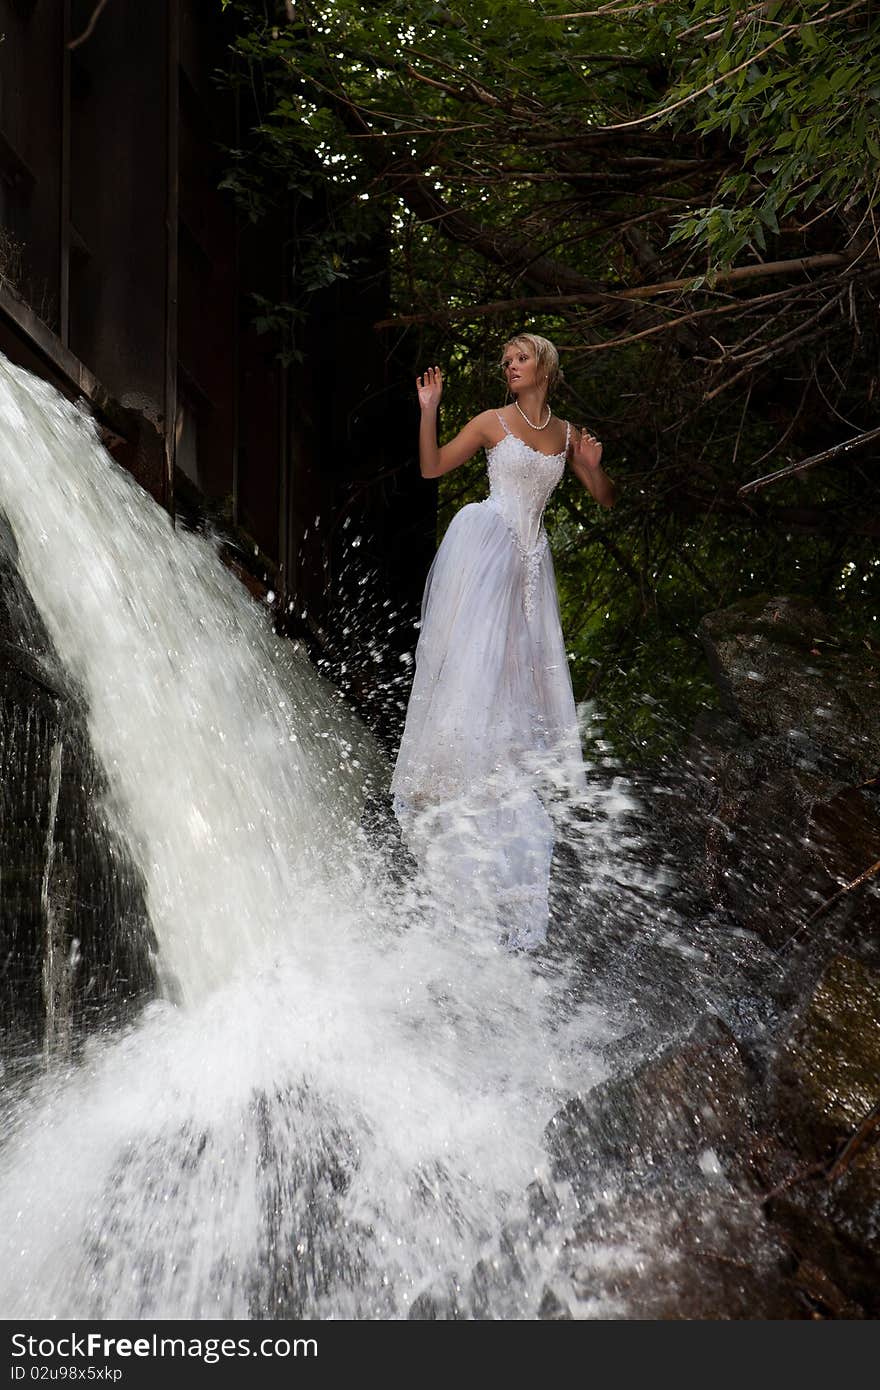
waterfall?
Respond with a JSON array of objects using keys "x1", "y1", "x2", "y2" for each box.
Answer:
[{"x1": 0, "y1": 353, "x2": 650, "y2": 1319}]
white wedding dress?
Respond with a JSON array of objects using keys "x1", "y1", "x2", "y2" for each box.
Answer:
[{"x1": 391, "y1": 412, "x2": 586, "y2": 949}]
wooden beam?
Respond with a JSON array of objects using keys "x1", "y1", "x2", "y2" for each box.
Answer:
[{"x1": 0, "y1": 280, "x2": 130, "y2": 430}]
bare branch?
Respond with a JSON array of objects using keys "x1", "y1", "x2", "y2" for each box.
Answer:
[
  {"x1": 739, "y1": 425, "x2": 880, "y2": 496},
  {"x1": 826, "y1": 1098, "x2": 880, "y2": 1181}
]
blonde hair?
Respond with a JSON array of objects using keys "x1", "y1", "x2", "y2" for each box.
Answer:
[{"x1": 500, "y1": 333, "x2": 562, "y2": 396}]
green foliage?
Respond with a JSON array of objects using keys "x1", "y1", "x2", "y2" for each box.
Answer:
[
  {"x1": 654, "y1": 1, "x2": 880, "y2": 267},
  {"x1": 222, "y1": 2, "x2": 880, "y2": 280}
]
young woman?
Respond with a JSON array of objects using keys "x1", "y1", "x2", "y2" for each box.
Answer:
[{"x1": 391, "y1": 333, "x2": 615, "y2": 950}]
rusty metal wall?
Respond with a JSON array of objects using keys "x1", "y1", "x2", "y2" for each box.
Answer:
[
  {"x1": 0, "y1": 0, "x2": 433, "y2": 740},
  {"x1": 0, "y1": 0, "x2": 250, "y2": 513}
]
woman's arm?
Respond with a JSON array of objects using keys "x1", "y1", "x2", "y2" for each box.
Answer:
[
  {"x1": 568, "y1": 424, "x2": 616, "y2": 508},
  {"x1": 417, "y1": 366, "x2": 492, "y2": 479}
]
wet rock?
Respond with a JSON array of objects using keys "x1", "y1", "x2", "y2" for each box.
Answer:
[
  {"x1": 0, "y1": 532, "x2": 155, "y2": 1060},
  {"x1": 790, "y1": 1259, "x2": 865, "y2": 1319},
  {"x1": 541, "y1": 595, "x2": 880, "y2": 1318},
  {"x1": 756, "y1": 955, "x2": 880, "y2": 1314},
  {"x1": 702, "y1": 757, "x2": 829, "y2": 946},
  {"x1": 246, "y1": 1088, "x2": 372, "y2": 1320},
  {"x1": 695, "y1": 750, "x2": 880, "y2": 951},
  {"x1": 810, "y1": 787, "x2": 880, "y2": 888},
  {"x1": 806, "y1": 788, "x2": 880, "y2": 953},
  {"x1": 468, "y1": 1243, "x2": 526, "y2": 1320},
  {"x1": 763, "y1": 1189, "x2": 877, "y2": 1317},
  {"x1": 526, "y1": 1178, "x2": 563, "y2": 1224},
  {"x1": 558, "y1": 1184, "x2": 805, "y2": 1319},
  {"x1": 538, "y1": 1286, "x2": 573, "y2": 1319},
  {"x1": 688, "y1": 597, "x2": 880, "y2": 950},
  {"x1": 686, "y1": 707, "x2": 750, "y2": 771},
  {"x1": 699, "y1": 594, "x2": 880, "y2": 782},
  {"x1": 358, "y1": 791, "x2": 417, "y2": 883},
  {"x1": 774, "y1": 954, "x2": 880, "y2": 1156},
  {"x1": 546, "y1": 1014, "x2": 751, "y2": 1195},
  {"x1": 407, "y1": 1283, "x2": 466, "y2": 1320}
]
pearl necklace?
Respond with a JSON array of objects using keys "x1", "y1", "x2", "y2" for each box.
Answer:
[{"x1": 514, "y1": 399, "x2": 552, "y2": 430}]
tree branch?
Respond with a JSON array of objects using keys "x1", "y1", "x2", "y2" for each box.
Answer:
[
  {"x1": 739, "y1": 425, "x2": 880, "y2": 495},
  {"x1": 374, "y1": 254, "x2": 856, "y2": 330}
]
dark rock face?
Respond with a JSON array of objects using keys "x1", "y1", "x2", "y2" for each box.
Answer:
[
  {"x1": 547, "y1": 1014, "x2": 751, "y2": 1194},
  {"x1": 0, "y1": 517, "x2": 155, "y2": 1063},
  {"x1": 539, "y1": 1016, "x2": 801, "y2": 1318},
  {"x1": 556, "y1": 1187, "x2": 804, "y2": 1320},
  {"x1": 774, "y1": 955, "x2": 880, "y2": 1154},
  {"x1": 693, "y1": 595, "x2": 880, "y2": 951},
  {"x1": 534, "y1": 970, "x2": 880, "y2": 1318},
  {"x1": 699, "y1": 594, "x2": 880, "y2": 782},
  {"x1": 763, "y1": 955, "x2": 880, "y2": 1312},
  {"x1": 517, "y1": 596, "x2": 880, "y2": 1320}
]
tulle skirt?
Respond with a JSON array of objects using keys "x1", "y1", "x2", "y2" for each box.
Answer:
[{"x1": 391, "y1": 500, "x2": 585, "y2": 949}]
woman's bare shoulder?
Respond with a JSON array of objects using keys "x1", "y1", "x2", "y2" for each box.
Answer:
[{"x1": 462, "y1": 409, "x2": 502, "y2": 446}]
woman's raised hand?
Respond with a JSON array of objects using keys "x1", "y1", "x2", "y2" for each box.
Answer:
[
  {"x1": 572, "y1": 425, "x2": 603, "y2": 470},
  {"x1": 416, "y1": 365, "x2": 443, "y2": 411}
]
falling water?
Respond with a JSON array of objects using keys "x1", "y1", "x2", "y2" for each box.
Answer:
[{"x1": 0, "y1": 353, "x2": 670, "y2": 1319}]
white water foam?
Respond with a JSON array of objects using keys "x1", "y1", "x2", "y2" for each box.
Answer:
[{"x1": 0, "y1": 354, "x2": 643, "y2": 1318}]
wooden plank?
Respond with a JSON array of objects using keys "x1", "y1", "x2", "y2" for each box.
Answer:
[
  {"x1": 164, "y1": 0, "x2": 180, "y2": 519},
  {"x1": 59, "y1": 0, "x2": 71, "y2": 346}
]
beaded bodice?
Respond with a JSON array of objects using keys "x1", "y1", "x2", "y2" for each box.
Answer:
[
  {"x1": 485, "y1": 414, "x2": 569, "y2": 552},
  {"x1": 484, "y1": 413, "x2": 569, "y2": 617}
]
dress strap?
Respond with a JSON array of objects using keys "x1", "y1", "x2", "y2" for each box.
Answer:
[
  {"x1": 564, "y1": 419, "x2": 571, "y2": 454},
  {"x1": 495, "y1": 411, "x2": 512, "y2": 435}
]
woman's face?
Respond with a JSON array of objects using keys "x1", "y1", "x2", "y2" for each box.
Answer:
[{"x1": 501, "y1": 342, "x2": 540, "y2": 395}]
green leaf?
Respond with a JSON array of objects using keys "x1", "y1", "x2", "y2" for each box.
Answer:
[{"x1": 759, "y1": 203, "x2": 779, "y2": 234}]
